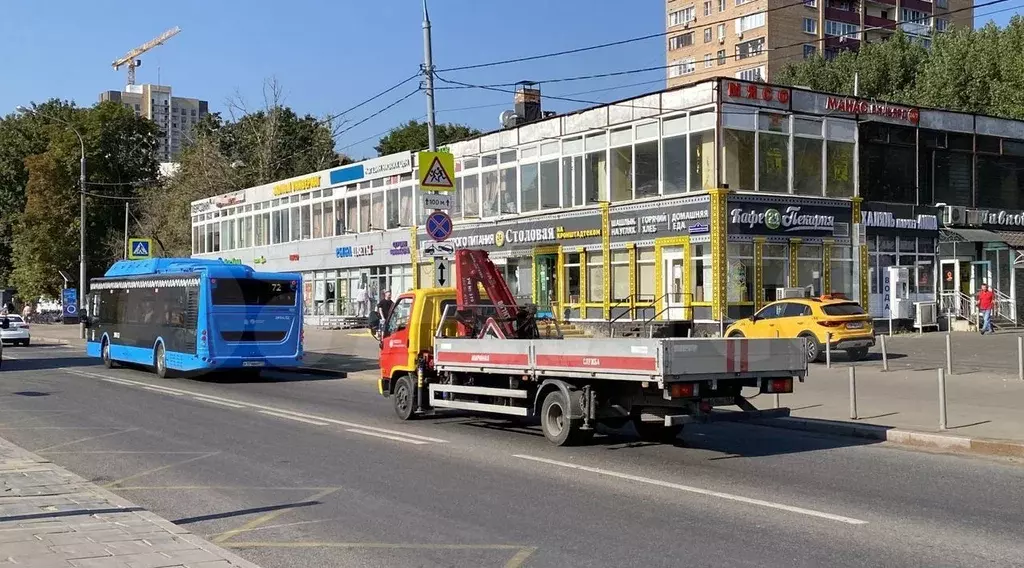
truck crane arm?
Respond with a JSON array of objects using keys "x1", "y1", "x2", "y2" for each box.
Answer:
[{"x1": 453, "y1": 249, "x2": 537, "y2": 339}]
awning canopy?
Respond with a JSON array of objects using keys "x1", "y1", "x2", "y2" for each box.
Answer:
[
  {"x1": 940, "y1": 228, "x2": 1002, "y2": 243},
  {"x1": 995, "y1": 231, "x2": 1024, "y2": 249}
]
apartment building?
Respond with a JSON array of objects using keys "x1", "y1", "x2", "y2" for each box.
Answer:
[
  {"x1": 100, "y1": 84, "x2": 210, "y2": 162},
  {"x1": 666, "y1": 0, "x2": 974, "y2": 87}
]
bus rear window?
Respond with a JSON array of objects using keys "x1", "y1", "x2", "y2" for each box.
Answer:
[
  {"x1": 822, "y1": 303, "x2": 866, "y2": 316},
  {"x1": 211, "y1": 279, "x2": 296, "y2": 306}
]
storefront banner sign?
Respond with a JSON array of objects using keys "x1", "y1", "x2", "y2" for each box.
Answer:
[
  {"x1": 825, "y1": 96, "x2": 920, "y2": 125},
  {"x1": 727, "y1": 198, "x2": 852, "y2": 238},
  {"x1": 978, "y1": 209, "x2": 1024, "y2": 228},
  {"x1": 214, "y1": 190, "x2": 246, "y2": 208},
  {"x1": 390, "y1": 241, "x2": 411, "y2": 256},
  {"x1": 861, "y1": 211, "x2": 938, "y2": 231},
  {"x1": 328, "y1": 152, "x2": 413, "y2": 186},
  {"x1": 609, "y1": 198, "x2": 711, "y2": 242},
  {"x1": 419, "y1": 212, "x2": 603, "y2": 256},
  {"x1": 336, "y1": 244, "x2": 375, "y2": 258},
  {"x1": 721, "y1": 79, "x2": 791, "y2": 110}
]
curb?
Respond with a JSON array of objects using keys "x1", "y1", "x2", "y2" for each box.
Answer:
[
  {"x1": 753, "y1": 416, "x2": 1024, "y2": 459},
  {"x1": 0, "y1": 436, "x2": 262, "y2": 568}
]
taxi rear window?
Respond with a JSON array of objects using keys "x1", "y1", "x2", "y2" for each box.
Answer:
[{"x1": 822, "y1": 303, "x2": 866, "y2": 316}]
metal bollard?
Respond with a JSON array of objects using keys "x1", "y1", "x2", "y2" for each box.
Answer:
[
  {"x1": 945, "y1": 333, "x2": 952, "y2": 375},
  {"x1": 937, "y1": 367, "x2": 947, "y2": 430},
  {"x1": 1018, "y1": 336, "x2": 1023, "y2": 381},
  {"x1": 849, "y1": 366, "x2": 858, "y2": 420},
  {"x1": 880, "y1": 334, "x2": 889, "y2": 372},
  {"x1": 773, "y1": 393, "x2": 780, "y2": 409},
  {"x1": 825, "y1": 333, "x2": 832, "y2": 368}
]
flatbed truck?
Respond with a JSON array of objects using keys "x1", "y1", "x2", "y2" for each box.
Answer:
[{"x1": 378, "y1": 249, "x2": 808, "y2": 446}]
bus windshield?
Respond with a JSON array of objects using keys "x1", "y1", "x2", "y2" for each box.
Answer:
[{"x1": 211, "y1": 278, "x2": 297, "y2": 306}]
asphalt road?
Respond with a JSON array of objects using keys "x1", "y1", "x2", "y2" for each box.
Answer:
[{"x1": 2, "y1": 345, "x2": 1023, "y2": 568}]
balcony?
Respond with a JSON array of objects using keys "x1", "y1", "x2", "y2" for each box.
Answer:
[
  {"x1": 864, "y1": 0, "x2": 896, "y2": 6},
  {"x1": 864, "y1": 14, "x2": 896, "y2": 29},
  {"x1": 901, "y1": 20, "x2": 932, "y2": 36},
  {"x1": 826, "y1": 7, "x2": 862, "y2": 25},
  {"x1": 825, "y1": 35, "x2": 861, "y2": 49},
  {"x1": 900, "y1": 0, "x2": 932, "y2": 11}
]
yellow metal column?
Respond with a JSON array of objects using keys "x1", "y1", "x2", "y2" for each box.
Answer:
[
  {"x1": 852, "y1": 197, "x2": 869, "y2": 308},
  {"x1": 627, "y1": 243, "x2": 636, "y2": 317},
  {"x1": 681, "y1": 236, "x2": 692, "y2": 320},
  {"x1": 654, "y1": 242, "x2": 664, "y2": 317},
  {"x1": 601, "y1": 202, "x2": 611, "y2": 320},
  {"x1": 710, "y1": 189, "x2": 729, "y2": 324},
  {"x1": 557, "y1": 247, "x2": 565, "y2": 320},
  {"x1": 409, "y1": 227, "x2": 419, "y2": 289},
  {"x1": 753, "y1": 237, "x2": 765, "y2": 311},
  {"x1": 580, "y1": 249, "x2": 588, "y2": 306},
  {"x1": 789, "y1": 238, "x2": 802, "y2": 288},
  {"x1": 822, "y1": 238, "x2": 834, "y2": 294}
]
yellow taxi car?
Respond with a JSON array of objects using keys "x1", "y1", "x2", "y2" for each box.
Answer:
[{"x1": 725, "y1": 295, "x2": 875, "y2": 363}]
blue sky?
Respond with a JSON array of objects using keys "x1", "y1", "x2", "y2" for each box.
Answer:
[{"x1": 1, "y1": 0, "x2": 1020, "y2": 160}]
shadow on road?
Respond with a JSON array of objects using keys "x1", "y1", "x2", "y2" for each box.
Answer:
[
  {"x1": 2, "y1": 355, "x2": 98, "y2": 372},
  {"x1": 172, "y1": 499, "x2": 325, "y2": 525}
]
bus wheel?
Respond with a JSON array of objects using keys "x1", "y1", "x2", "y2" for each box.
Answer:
[
  {"x1": 101, "y1": 339, "x2": 115, "y2": 369},
  {"x1": 392, "y1": 375, "x2": 416, "y2": 420},
  {"x1": 154, "y1": 343, "x2": 171, "y2": 379}
]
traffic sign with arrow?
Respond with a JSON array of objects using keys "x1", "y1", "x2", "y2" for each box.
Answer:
[{"x1": 434, "y1": 257, "x2": 450, "y2": 287}]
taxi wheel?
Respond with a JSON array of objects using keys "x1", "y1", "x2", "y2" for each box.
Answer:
[
  {"x1": 727, "y1": 330, "x2": 744, "y2": 338},
  {"x1": 800, "y1": 333, "x2": 823, "y2": 363},
  {"x1": 847, "y1": 347, "x2": 869, "y2": 361}
]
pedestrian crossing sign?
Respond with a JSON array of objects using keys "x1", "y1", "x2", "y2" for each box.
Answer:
[
  {"x1": 128, "y1": 238, "x2": 153, "y2": 260},
  {"x1": 417, "y1": 151, "x2": 455, "y2": 191}
]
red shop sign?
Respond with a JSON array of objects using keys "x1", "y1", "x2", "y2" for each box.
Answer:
[
  {"x1": 825, "y1": 96, "x2": 920, "y2": 124},
  {"x1": 289, "y1": 253, "x2": 300, "y2": 261},
  {"x1": 726, "y1": 81, "x2": 791, "y2": 104}
]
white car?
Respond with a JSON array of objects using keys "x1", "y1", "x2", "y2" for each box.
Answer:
[{"x1": 1, "y1": 315, "x2": 31, "y2": 346}]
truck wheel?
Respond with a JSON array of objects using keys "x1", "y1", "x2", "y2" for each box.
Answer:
[
  {"x1": 540, "y1": 389, "x2": 591, "y2": 446},
  {"x1": 392, "y1": 376, "x2": 416, "y2": 421},
  {"x1": 632, "y1": 418, "x2": 683, "y2": 443}
]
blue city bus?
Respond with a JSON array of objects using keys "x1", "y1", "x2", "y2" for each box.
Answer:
[{"x1": 84, "y1": 258, "x2": 303, "y2": 377}]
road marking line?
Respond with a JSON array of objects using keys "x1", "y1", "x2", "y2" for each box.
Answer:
[
  {"x1": 103, "y1": 451, "x2": 221, "y2": 488},
  {"x1": 144, "y1": 386, "x2": 184, "y2": 396},
  {"x1": 113, "y1": 486, "x2": 335, "y2": 491},
  {"x1": 40, "y1": 451, "x2": 208, "y2": 455},
  {"x1": 513, "y1": 454, "x2": 868, "y2": 526},
  {"x1": 220, "y1": 541, "x2": 527, "y2": 550},
  {"x1": 65, "y1": 368, "x2": 448, "y2": 443},
  {"x1": 193, "y1": 397, "x2": 245, "y2": 409},
  {"x1": 212, "y1": 487, "x2": 341, "y2": 543},
  {"x1": 259, "y1": 410, "x2": 330, "y2": 426},
  {"x1": 33, "y1": 428, "x2": 140, "y2": 453},
  {"x1": 100, "y1": 378, "x2": 136, "y2": 386},
  {"x1": 345, "y1": 429, "x2": 429, "y2": 445},
  {"x1": 504, "y1": 547, "x2": 538, "y2": 568}
]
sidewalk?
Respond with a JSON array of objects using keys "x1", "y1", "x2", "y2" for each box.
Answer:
[{"x1": 0, "y1": 435, "x2": 259, "y2": 567}]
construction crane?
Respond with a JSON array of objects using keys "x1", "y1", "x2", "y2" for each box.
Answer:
[{"x1": 112, "y1": 27, "x2": 181, "y2": 86}]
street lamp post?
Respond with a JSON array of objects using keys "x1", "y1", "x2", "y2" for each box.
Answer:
[{"x1": 16, "y1": 105, "x2": 88, "y2": 339}]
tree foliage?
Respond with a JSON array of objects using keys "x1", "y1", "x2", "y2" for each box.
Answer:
[
  {"x1": 374, "y1": 120, "x2": 482, "y2": 156},
  {"x1": 775, "y1": 19, "x2": 1024, "y2": 120}
]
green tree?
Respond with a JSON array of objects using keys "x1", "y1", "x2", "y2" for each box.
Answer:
[
  {"x1": 374, "y1": 120, "x2": 481, "y2": 156},
  {"x1": 10, "y1": 152, "x2": 79, "y2": 300}
]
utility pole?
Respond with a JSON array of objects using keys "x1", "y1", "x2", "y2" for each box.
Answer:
[
  {"x1": 422, "y1": 0, "x2": 437, "y2": 151},
  {"x1": 123, "y1": 202, "x2": 129, "y2": 259}
]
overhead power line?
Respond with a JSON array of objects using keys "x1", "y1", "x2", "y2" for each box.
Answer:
[{"x1": 437, "y1": 0, "x2": 812, "y2": 72}]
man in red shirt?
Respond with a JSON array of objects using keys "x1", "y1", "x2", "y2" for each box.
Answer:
[{"x1": 978, "y1": 283, "x2": 995, "y2": 335}]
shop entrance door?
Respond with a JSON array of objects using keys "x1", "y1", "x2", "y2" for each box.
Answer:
[
  {"x1": 939, "y1": 260, "x2": 959, "y2": 318},
  {"x1": 534, "y1": 254, "x2": 557, "y2": 319},
  {"x1": 663, "y1": 252, "x2": 686, "y2": 320},
  {"x1": 970, "y1": 260, "x2": 992, "y2": 296}
]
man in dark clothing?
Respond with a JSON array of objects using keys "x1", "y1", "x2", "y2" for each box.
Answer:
[{"x1": 376, "y1": 290, "x2": 394, "y2": 337}]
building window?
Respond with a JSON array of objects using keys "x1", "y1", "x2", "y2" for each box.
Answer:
[
  {"x1": 936, "y1": 18, "x2": 949, "y2": 32},
  {"x1": 803, "y1": 44, "x2": 817, "y2": 58},
  {"x1": 704, "y1": 27, "x2": 712, "y2": 42},
  {"x1": 587, "y1": 252, "x2": 604, "y2": 303},
  {"x1": 797, "y1": 245, "x2": 823, "y2": 295},
  {"x1": 803, "y1": 18, "x2": 818, "y2": 34},
  {"x1": 637, "y1": 249, "x2": 656, "y2": 300},
  {"x1": 521, "y1": 163, "x2": 539, "y2": 212},
  {"x1": 762, "y1": 244, "x2": 789, "y2": 303},
  {"x1": 691, "y1": 243, "x2": 713, "y2": 302},
  {"x1": 669, "y1": 32, "x2": 695, "y2": 50},
  {"x1": 727, "y1": 243, "x2": 754, "y2": 304},
  {"x1": 564, "y1": 253, "x2": 581, "y2": 304},
  {"x1": 636, "y1": 139, "x2": 659, "y2": 198},
  {"x1": 736, "y1": 37, "x2": 765, "y2": 59},
  {"x1": 794, "y1": 118, "x2": 824, "y2": 196},
  {"x1": 704, "y1": 1, "x2": 712, "y2": 16},
  {"x1": 830, "y1": 245, "x2": 855, "y2": 298},
  {"x1": 704, "y1": 53, "x2": 713, "y2": 67},
  {"x1": 540, "y1": 159, "x2": 560, "y2": 208},
  {"x1": 668, "y1": 58, "x2": 696, "y2": 77},
  {"x1": 463, "y1": 173, "x2": 480, "y2": 217},
  {"x1": 936, "y1": 0, "x2": 947, "y2": 7},
  {"x1": 804, "y1": 0, "x2": 817, "y2": 6},
  {"x1": 825, "y1": 20, "x2": 859, "y2": 40},
  {"x1": 718, "y1": 0, "x2": 726, "y2": 11},
  {"x1": 669, "y1": 7, "x2": 696, "y2": 26},
  {"x1": 611, "y1": 250, "x2": 630, "y2": 302},
  {"x1": 717, "y1": 49, "x2": 727, "y2": 65},
  {"x1": 736, "y1": 0, "x2": 754, "y2": 5},
  {"x1": 737, "y1": 66, "x2": 765, "y2": 82},
  {"x1": 735, "y1": 12, "x2": 766, "y2": 34},
  {"x1": 717, "y1": 23, "x2": 726, "y2": 41}
]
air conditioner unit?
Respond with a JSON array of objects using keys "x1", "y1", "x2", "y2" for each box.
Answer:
[
  {"x1": 943, "y1": 205, "x2": 966, "y2": 226},
  {"x1": 966, "y1": 209, "x2": 986, "y2": 226},
  {"x1": 719, "y1": 37, "x2": 725, "y2": 44},
  {"x1": 737, "y1": 31, "x2": 744, "y2": 39},
  {"x1": 777, "y1": 287, "x2": 810, "y2": 299}
]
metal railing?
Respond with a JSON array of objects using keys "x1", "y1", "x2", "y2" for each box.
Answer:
[
  {"x1": 606, "y1": 293, "x2": 660, "y2": 335},
  {"x1": 994, "y1": 289, "x2": 1018, "y2": 326}
]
